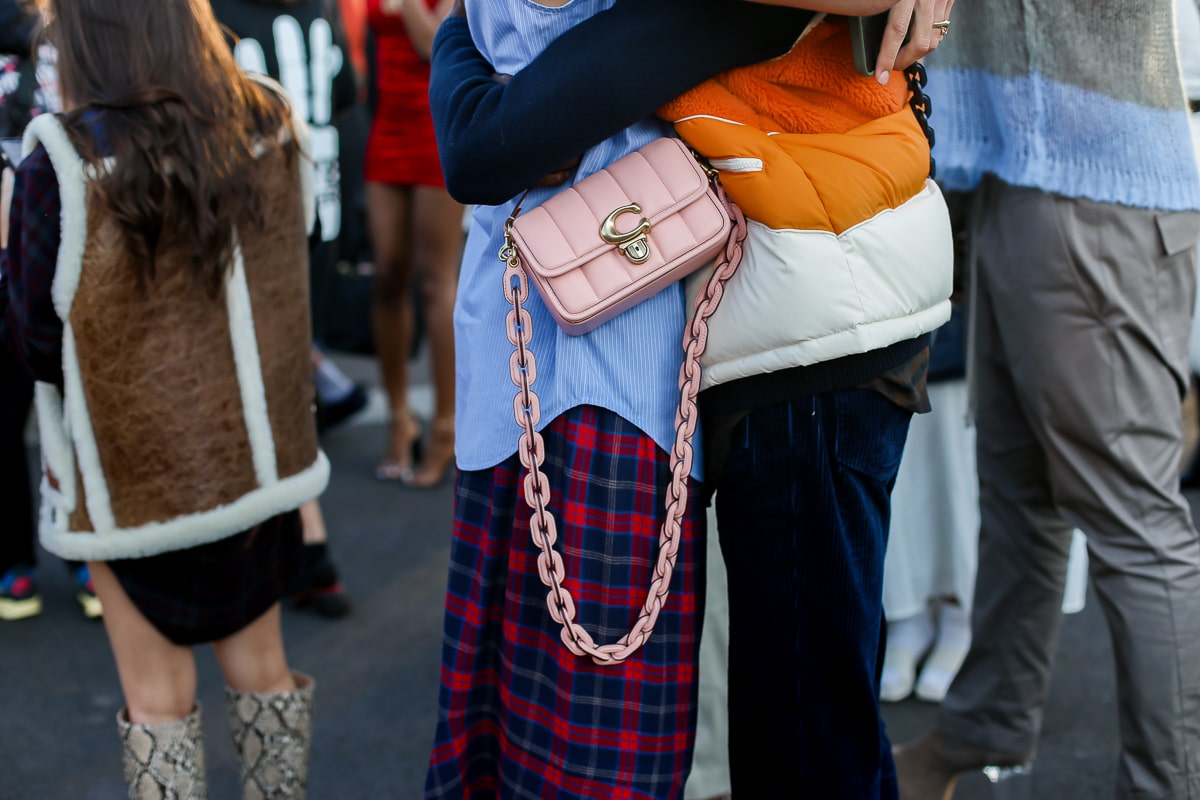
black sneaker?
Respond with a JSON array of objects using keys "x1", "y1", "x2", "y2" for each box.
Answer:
[
  {"x1": 288, "y1": 543, "x2": 352, "y2": 618},
  {"x1": 315, "y1": 385, "x2": 368, "y2": 435}
]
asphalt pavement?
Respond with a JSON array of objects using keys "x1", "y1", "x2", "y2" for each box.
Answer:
[{"x1": 0, "y1": 350, "x2": 1163, "y2": 799}]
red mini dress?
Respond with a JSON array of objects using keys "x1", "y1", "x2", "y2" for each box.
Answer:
[{"x1": 365, "y1": 0, "x2": 445, "y2": 187}]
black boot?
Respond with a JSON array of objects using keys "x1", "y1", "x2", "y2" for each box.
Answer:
[{"x1": 287, "y1": 543, "x2": 351, "y2": 618}]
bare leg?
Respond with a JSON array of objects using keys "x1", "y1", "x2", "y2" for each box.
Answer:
[
  {"x1": 404, "y1": 185, "x2": 463, "y2": 488},
  {"x1": 89, "y1": 561, "x2": 197, "y2": 724},
  {"x1": 215, "y1": 604, "x2": 313, "y2": 799},
  {"x1": 211, "y1": 603, "x2": 294, "y2": 695},
  {"x1": 298, "y1": 498, "x2": 327, "y2": 546},
  {"x1": 366, "y1": 181, "x2": 420, "y2": 478}
]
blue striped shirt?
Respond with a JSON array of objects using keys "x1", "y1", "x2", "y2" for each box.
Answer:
[{"x1": 450, "y1": 0, "x2": 698, "y2": 476}]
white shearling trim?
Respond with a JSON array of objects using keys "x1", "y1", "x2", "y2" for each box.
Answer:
[
  {"x1": 226, "y1": 243, "x2": 279, "y2": 486},
  {"x1": 246, "y1": 72, "x2": 317, "y2": 233},
  {"x1": 25, "y1": 118, "x2": 117, "y2": 534},
  {"x1": 20, "y1": 124, "x2": 35, "y2": 158},
  {"x1": 60, "y1": 323, "x2": 116, "y2": 530},
  {"x1": 40, "y1": 453, "x2": 331, "y2": 561},
  {"x1": 23, "y1": 115, "x2": 90, "y2": 321},
  {"x1": 33, "y1": 382, "x2": 75, "y2": 513},
  {"x1": 295, "y1": 116, "x2": 316, "y2": 234},
  {"x1": 39, "y1": 469, "x2": 73, "y2": 535}
]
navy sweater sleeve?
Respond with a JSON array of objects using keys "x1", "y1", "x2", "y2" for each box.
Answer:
[
  {"x1": 0, "y1": 146, "x2": 64, "y2": 384},
  {"x1": 430, "y1": 0, "x2": 816, "y2": 205}
]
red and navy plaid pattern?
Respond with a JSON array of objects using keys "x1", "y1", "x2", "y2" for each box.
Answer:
[
  {"x1": 107, "y1": 510, "x2": 304, "y2": 645},
  {"x1": 425, "y1": 405, "x2": 703, "y2": 800}
]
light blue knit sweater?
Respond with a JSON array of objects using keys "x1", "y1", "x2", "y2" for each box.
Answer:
[{"x1": 924, "y1": 0, "x2": 1200, "y2": 211}]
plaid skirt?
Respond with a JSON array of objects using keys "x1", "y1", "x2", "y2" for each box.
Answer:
[
  {"x1": 107, "y1": 510, "x2": 304, "y2": 645},
  {"x1": 425, "y1": 406, "x2": 704, "y2": 800}
]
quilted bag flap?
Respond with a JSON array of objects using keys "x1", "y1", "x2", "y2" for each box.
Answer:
[{"x1": 510, "y1": 137, "x2": 718, "y2": 278}]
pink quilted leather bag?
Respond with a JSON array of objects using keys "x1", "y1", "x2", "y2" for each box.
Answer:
[
  {"x1": 499, "y1": 137, "x2": 748, "y2": 665},
  {"x1": 508, "y1": 137, "x2": 735, "y2": 334}
]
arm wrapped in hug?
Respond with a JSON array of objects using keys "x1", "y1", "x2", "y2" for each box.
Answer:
[{"x1": 429, "y1": 0, "x2": 815, "y2": 204}]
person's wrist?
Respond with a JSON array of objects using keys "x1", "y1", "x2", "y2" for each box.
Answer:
[{"x1": 1, "y1": 168, "x2": 14, "y2": 251}]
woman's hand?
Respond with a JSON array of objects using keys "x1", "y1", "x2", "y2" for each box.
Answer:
[
  {"x1": 533, "y1": 156, "x2": 582, "y2": 188},
  {"x1": 746, "y1": 0, "x2": 955, "y2": 85},
  {"x1": 875, "y1": 0, "x2": 955, "y2": 83}
]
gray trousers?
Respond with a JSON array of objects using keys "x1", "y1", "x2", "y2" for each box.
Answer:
[{"x1": 938, "y1": 178, "x2": 1200, "y2": 799}]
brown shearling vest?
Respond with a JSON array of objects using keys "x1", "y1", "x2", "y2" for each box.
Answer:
[{"x1": 26, "y1": 110, "x2": 329, "y2": 561}]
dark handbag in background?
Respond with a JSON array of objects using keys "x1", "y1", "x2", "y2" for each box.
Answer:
[
  {"x1": 927, "y1": 300, "x2": 966, "y2": 382},
  {"x1": 316, "y1": 258, "x2": 426, "y2": 358},
  {"x1": 926, "y1": 189, "x2": 974, "y2": 382},
  {"x1": 317, "y1": 258, "x2": 376, "y2": 356}
]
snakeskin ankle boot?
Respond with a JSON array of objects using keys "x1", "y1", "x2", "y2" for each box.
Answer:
[
  {"x1": 118, "y1": 705, "x2": 208, "y2": 800},
  {"x1": 226, "y1": 672, "x2": 315, "y2": 800}
]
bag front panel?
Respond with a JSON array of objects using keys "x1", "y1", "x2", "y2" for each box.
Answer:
[{"x1": 512, "y1": 139, "x2": 730, "y2": 332}]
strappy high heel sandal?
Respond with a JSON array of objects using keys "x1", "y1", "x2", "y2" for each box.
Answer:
[
  {"x1": 375, "y1": 410, "x2": 423, "y2": 482},
  {"x1": 401, "y1": 417, "x2": 455, "y2": 489}
]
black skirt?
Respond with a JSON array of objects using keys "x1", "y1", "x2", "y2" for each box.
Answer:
[{"x1": 107, "y1": 510, "x2": 305, "y2": 645}]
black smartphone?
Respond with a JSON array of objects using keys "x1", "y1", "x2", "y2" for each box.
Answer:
[
  {"x1": 0, "y1": 138, "x2": 21, "y2": 170},
  {"x1": 849, "y1": 13, "x2": 889, "y2": 77}
]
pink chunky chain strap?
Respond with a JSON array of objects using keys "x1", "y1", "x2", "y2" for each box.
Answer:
[{"x1": 499, "y1": 183, "x2": 747, "y2": 666}]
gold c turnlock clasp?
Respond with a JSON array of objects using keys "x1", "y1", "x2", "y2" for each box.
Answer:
[{"x1": 600, "y1": 203, "x2": 652, "y2": 264}]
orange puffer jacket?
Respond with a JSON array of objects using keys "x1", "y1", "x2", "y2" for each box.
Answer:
[{"x1": 660, "y1": 17, "x2": 953, "y2": 390}]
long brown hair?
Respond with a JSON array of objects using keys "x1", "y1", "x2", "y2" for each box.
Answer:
[{"x1": 44, "y1": 0, "x2": 296, "y2": 297}]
